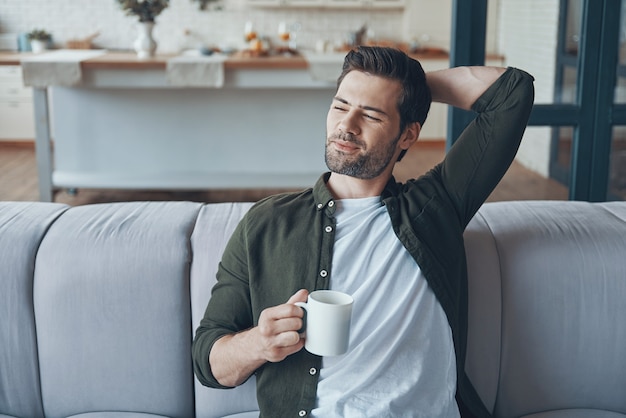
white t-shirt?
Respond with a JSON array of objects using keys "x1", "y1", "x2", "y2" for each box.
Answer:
[{"x1": 311, "y1": 196, "x2": 460, "y2": 418}]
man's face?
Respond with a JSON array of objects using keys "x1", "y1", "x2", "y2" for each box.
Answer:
[{"x1": 325, "y1": 70, "x2": 404, "y2": 180}]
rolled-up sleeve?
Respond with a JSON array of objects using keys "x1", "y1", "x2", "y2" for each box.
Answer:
[
  {"x1": 192, "y1": 217, "x2": 254, "y2": 388},
  {"x1": 440, "y1": 67, "x2": 535, "y2": 225}
]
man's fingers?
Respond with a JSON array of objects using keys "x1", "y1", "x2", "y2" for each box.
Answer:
[
  {"x1": 258, "y1": 315, "x2": 303, "y2": 338},
  {"x1": 253, "y1": 290, "x2": 309, "y2": 363},
  {"x1": 286, "y1": 288, "x2": 309, "y2": 304},
  {"x1": 275, "y1": 330, "x2": 302, "y2": 347},
  {"x1": 264, "y1": 332, "x2": 305, "y2": 363}
]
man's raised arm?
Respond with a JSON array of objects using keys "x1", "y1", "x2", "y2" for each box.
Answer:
[{"x1": 426, "y1": 66, "x2": 506, "y2": 110}]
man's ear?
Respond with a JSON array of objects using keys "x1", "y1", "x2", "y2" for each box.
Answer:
[{"x1": 399, "y1": 122, "x2": 421, "y2": 151}]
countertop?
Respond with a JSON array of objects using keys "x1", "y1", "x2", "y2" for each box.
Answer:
[
  {"x1": 0, "y1": 51, "x2": 26, "y2": 65},
  {"x1": 0, "y1": 49, "x2": 453, "y2": 70}
]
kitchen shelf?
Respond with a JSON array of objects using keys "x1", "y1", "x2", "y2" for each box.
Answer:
[{"x1": 246, "y1": 0, "x2": 405, "y2": 8}]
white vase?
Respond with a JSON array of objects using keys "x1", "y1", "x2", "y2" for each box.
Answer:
[
  {"x1": 134, "y1": 22, "x2": 156, "y2": 59},
  {"x1": 30, "y1": 39, "x2": 48, "y2": 53}
]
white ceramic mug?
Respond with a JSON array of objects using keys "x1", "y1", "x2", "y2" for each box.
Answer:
[{"x1": 295, "y1": 290, "x2": 353, "y2": 356}]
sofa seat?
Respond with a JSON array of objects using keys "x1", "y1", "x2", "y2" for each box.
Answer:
[
  {"x1": 67, "y1": 414, "x2": 172, "y2": 418},
  {"x1": 523, "y1": 410, "x2": 626, "y2": 418}
]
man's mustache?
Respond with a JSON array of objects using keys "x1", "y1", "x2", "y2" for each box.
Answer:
[{"x1": 328, "y1": 132, "x2": 365, "y2": 148}]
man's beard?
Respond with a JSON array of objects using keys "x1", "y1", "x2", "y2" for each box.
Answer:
[{"x1": 325, "y1": 132, "x2": 401, "y2": 180}]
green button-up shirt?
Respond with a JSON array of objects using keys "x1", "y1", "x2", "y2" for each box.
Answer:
[{"x1": 193, "y1": 67, "x2": 535, "y2": 418}]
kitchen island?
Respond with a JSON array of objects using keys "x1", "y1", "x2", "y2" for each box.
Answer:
[{"x1": 2, "y1": 50, "x2": 451, "y2": 201}]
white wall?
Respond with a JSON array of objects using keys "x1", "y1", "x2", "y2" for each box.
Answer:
[
  {"x1": 498, "y1": 0, "x2": 560, "y2": 177},
  {"x1": 0, "y1": 1, "x2": 416, "y2": 53},
  {"x1": 402, "y1": 0, "x2": 452, "y2": 52},
  {"x1": 1, "y1": 1, "x2": 505, "y2": 55},
  {"x1": 403, "y1": 0, "x2": 500, "y2": 55}
]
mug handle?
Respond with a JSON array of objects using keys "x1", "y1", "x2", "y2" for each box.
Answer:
[{"x1": 294, "y1": 301, "x2": 307, "y2": 334}]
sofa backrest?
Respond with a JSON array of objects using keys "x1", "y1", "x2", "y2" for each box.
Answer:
[
  {"x1": 464, "y1": 201, "x2": 626, "y2": 417},
  {"x1": 190, "y1": 202, "x2": 259, "y2": 418},
  {"x1": 0, "y1": 200, "x2": 261, "y2": 418},
  {"x1": 0, "y1": 202, "x2": 68, "y2": 418},
  {"x1": 32, "y1": 201, "x2": 201, "y2": 418}
]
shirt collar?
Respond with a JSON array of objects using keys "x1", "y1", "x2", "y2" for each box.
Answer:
[
  {"x1": 312, "y1": 173, "x2": 335, "y2": 213},
  {"x1": 312, "y1": 172, "x2": 400, "y2": 214}
]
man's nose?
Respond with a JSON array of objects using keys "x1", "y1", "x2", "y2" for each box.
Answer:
[{"x1": 339, "y1": 111, "x2": 361, "y2": 136}]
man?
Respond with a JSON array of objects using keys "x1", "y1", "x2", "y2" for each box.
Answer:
[{"x1": 193, "y1": 46, "x2": 534, "y2": 417}]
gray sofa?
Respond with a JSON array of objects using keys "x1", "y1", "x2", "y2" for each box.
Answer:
[{"x1": 1, "y1": 200, "x2": 625, "y2": 418}]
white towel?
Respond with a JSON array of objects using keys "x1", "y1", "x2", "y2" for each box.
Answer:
[
  {"x1": 303, "y1": 52, "x2": 345, "y2": 83},
  {"x1": 21, "y1": 49, "x2": 106, "y2": 87},
  {"x1": 166, "y1": 52, "x2": 227, "y2": 88}
]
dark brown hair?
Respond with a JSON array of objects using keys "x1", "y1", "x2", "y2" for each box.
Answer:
[{"x1": 337, "y1": 46, "x2": 432, "y2": 160}]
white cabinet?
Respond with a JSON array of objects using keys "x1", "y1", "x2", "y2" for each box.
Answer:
[
  {"x1": 323, "y1": 0, "x2": 363, "y2": 7},
  {"x1": 246, "y1": 0, "x2": 404, "y2": 8},
  {"x1": 246, "y1": 0, "x2": 324, "y2": 6},
  {"x1": 0, "y1": 66, "x2": 35, "y2": 140},
  {"x1": 325, "y1": 0, "x2": 405, "y2": 8},
  {"x1": 245, "y1": 0, "x2": 279, "y2": 7},
  {"x1": 368, "y1": 0, "x2": 405, "y2": 8}
]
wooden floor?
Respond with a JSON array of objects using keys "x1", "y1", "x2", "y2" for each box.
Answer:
[{"x1": 0, "y1": 141, "x2": 569, "y2": 205}]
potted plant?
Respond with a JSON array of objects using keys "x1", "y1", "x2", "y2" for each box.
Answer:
[
  {"x1": 27, "y1": 29, "x2": 52, "y2": 53},
  {"x1": 117, "y1": 0, "x2": 169, "y2": 23},
  {"x1": 116, "y1": 0, "x2": 170, "y2": 58}
]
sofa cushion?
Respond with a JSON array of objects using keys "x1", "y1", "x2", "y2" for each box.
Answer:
[
  {"x1": 190, "y1": 202, "x2": 259, "y2": 418},
  {"x1": 33, "y1": 202, "x2": 202, "y2": 418},
  {"x1": 463, "y1": 209, "x2": 503, "y2": 413},
  {"x1": 0, "y1": 202, "x2": 68, "y2": 418},
  {"x1": 466, "y1": 201, "x2": 626, "y2": 418},
  {"x1": 67, "y1": 413, "x2": 171, "y2": 418},
  {"x1": 522, "y1": 409, "x2": 626, "y2": 418}
]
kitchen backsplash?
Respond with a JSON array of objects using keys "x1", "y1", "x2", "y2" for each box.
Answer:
[{"x1": 0, "y1": 0, "x2": 455, "y2": 54}]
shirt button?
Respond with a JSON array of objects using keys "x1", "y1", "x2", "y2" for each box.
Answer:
[
  {"x1": 319, "y1": 270, "x2": 328, "y2": 278},
  {"x1": 328, "y1": 200, "x2": 335, "y2": 207},
  {"x1": 299, "y1": 410, "x2": 307, "y2": 417},
  {"x1": 324, "y1": 225, "x2": 333, "y2": 233},
  {"x1": 316, "y1": 203, "x2": 323, "y2": 210},
  {"x1": 309, "y1": 367, "x2": 317, "y2": 375}
]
